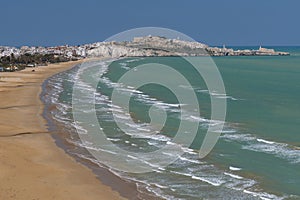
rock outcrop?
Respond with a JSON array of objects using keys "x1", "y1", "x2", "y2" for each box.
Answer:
[
  {"x1": 85, "y1": 36, "x2": 290, "y2": 58},
  {"x1": 207, "y1": 46, "x2": 289, "y2": 56}
]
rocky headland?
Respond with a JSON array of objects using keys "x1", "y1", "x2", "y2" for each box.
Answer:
[
  {"x1": 0, "y1": 36, "x2": 289, "y2": 71},
  {"x1": 86, "y1": 36, "x2": 289, "y2": 57}
]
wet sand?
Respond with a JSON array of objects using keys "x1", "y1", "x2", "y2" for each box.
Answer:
[{"x1": 0, "y1": 61, "x2": 125, "y2": 200}]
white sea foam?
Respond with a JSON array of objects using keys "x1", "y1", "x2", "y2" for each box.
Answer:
[
  {"x1": 118, "y1": 88, "x2": 143, "y2": 94},
  {"x1": 73, "y1": 124, "x2": 88, "y2": 135},
  {"x1": 221, "y1": 133, "x2": 256, "y2": 142},
  {"x1": 196, "y1": 89, "x2": 242, "y2": 101},
  {"x1": 136, "y1": 127, "x2": 151, "y2": 132},
  {"x1": 214, "y1": 96, "x2": 240, "y2": 101},
  {"x1": 178, "y1": 85, "x2": 194, "y2": 90},
  {"x1": 213, "y1": 129, "x2": 237, "y2": 134},
  {"x1": 170, "y1": 170, "x2": 193, "y2": 177},
  {"x1": 99, "y1": 76, "x2": 183, "y2": 112},
  {"x1": 243, "y1": 190, "x2": 258, "y2": 196},
  {"x1": 191, "y1": 176, "x2": 222, "y2": 186},
  {"x1": 127, "y1": 155, "x2": 138, "y2": 160},
  {"x1": 256, "y1": 138, "x2": 275, "y2": 144},
  {"x1": 78, "y1": 142, "x2": 118, "y2": 155},
  {"x1": 243, "y1": 190, "x2": 281, "y2": 200},
  {"x1": 229, "y1": 166, "x2": 242, "y2": 171},
  {"x1": 144, "y1": 185, "x2": 176, "y2": 200},
  {"x1": 242, "y1": 142, "x2": 300, "y2": 164},
  {"x1": 260, "y1": 197, "x2": 271, "y2": 200},
  {"x1": 223, "y1": 133, "x2": 300, "y2": 163},
  {"x1": 119, "y1": 62, "x2": 130, "y2": 70},
  {"x1": 210, "y1": 91, "x2": 227, "y2": 96},
  {"x1": 170, "y1": 169, "x2": 228, "y2": 187},
  {"x1": 107, "y1": 107, "x2": 124, "y2": 113},
  {"x1": 113, "y1": 113, "x2": 131, "y2": 120},
  {"x1": 125, "y1": 58, "x2": 144, "y2": 63},
  {"x1": 182, "y1": 147, "x2": 198, "y2": 155},
  {"x1": 224, "y1": 172, "x2": 243, "y2": 180},
  {"x1": 178, "y1": 156, "x2": 201, "y2": 164},
  {"x1": 187, "y1": 115, "x2": 209, "y2": 122},
  {"x1": 153, "y1": 183, "x2": 168, "y2": 189},
  {"x1": 107, "y1": 138, "x2": 121, "y2": 142},
  {"x1": 196, "y1": 89, "x2": 209, "y2": 94}
]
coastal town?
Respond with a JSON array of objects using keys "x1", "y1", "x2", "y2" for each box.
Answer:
[{"x1": 0, "y1": 36, "x2": 290, "y2": 72}]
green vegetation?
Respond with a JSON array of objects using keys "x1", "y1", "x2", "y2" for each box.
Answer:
[{"x1": 0, "y1": 53, "x2": 77, "y2": 72}]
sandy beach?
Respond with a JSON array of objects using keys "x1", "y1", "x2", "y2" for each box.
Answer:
[{"x1": 0, "y1": 61, "x2": 124, "y2": 200}]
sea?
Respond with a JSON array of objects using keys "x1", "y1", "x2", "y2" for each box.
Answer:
[{"x1": 42, "y1": 47, "x2": 300, "y2": 200}]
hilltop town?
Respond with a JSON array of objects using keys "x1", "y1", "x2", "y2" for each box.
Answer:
[{"x1": 0, "y1": 36, "x2": 289, "y2": 72}]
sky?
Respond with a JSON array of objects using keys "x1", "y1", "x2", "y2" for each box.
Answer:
[{"x1": 1, "y1": 0, "x2": 300, "y2": 47}]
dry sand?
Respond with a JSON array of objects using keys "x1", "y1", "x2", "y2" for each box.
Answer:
[{"x1": 0, "y1": 61, "x2": 124, "y2": 200}]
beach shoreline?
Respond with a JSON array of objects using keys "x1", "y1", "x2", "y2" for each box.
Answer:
[
  {"x1": 0, "y1": 60, "x2": 126, "y2": 200},
  {"x1": 41, "y1": 60, "x2": 141, "y2": 200}
]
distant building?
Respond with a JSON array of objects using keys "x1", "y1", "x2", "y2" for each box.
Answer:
[{"x1": 259, "y1": 46, "x2": 275, "y2": 53}]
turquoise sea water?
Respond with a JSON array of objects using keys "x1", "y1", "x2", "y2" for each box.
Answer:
[{"x1": 44, "y1": 47, "x2": 300, "y2": 199}]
